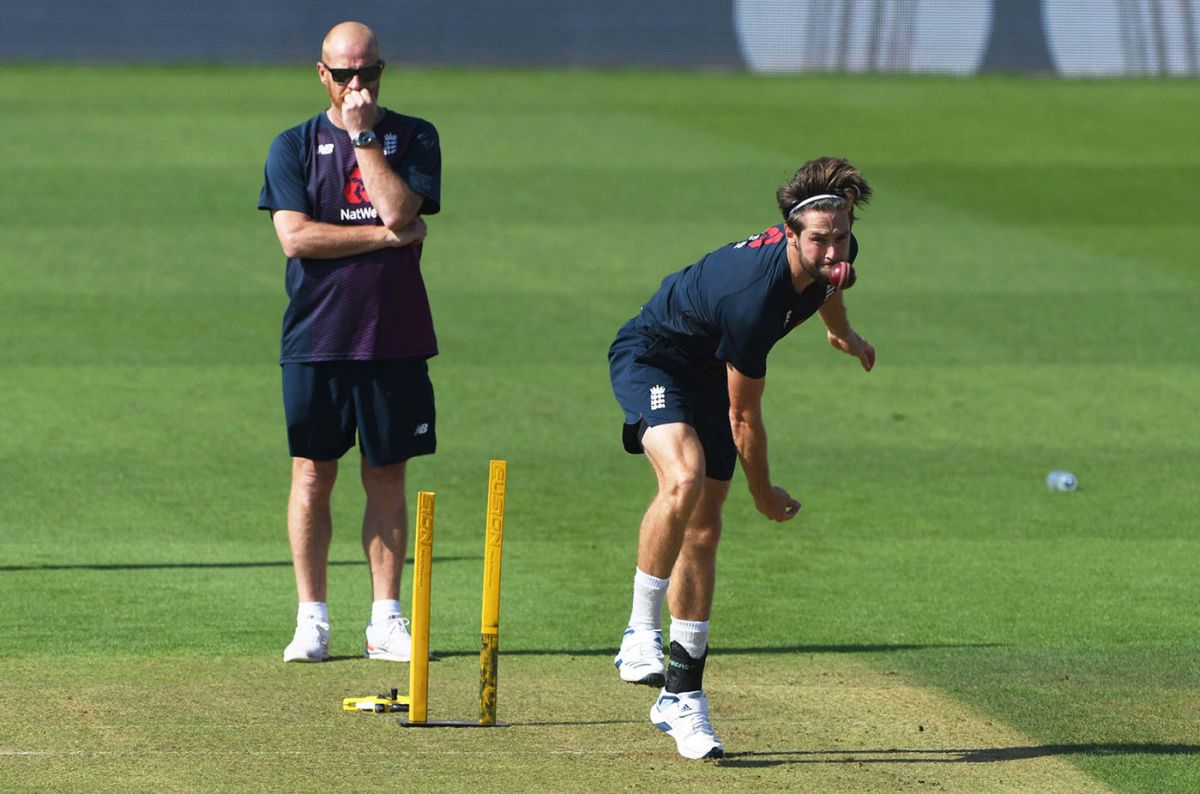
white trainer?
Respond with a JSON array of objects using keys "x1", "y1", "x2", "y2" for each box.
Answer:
[
  {"x1": 283, "y1": 619, "x2": 330, "y2": 663},
  {"x1": 650, "y1": 689, "x2": 724, "y2": 760},
  {"x1": 365, "y1": 615, "x2": 412, "y2": 662},
  {"x1": 614, "y1": 627, "x2": 666, "y2": 687}
]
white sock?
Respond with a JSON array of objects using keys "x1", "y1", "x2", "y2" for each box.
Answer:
[
  {"x1": 298, "y1": 601, "x2": 329, "y2": 624},
  {"x1": 669, "y1": 618, "x2": 709, "y2": 659},
  {"x1": 629, "y1": 568, "x2": 669, "y2": 631},
  {"x1": 371, "y1": 599, "x2": 403, "y2": 625}
]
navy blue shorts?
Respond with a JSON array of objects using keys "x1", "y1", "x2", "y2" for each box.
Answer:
[
  {"x1": 282, "y1": 359, "x2": 436, "y2": 467},
  {"x1": 608, "y1": 335, "x2": 736, "y2": 481}
]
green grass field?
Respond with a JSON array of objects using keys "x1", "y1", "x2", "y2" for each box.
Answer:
[{"x1": 1, "y1": 65, "x2": 1197, "y2": 791}]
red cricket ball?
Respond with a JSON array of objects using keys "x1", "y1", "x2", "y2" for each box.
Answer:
[{"x1": 827, "y1": 261, "x2": 856, "y2": 290}]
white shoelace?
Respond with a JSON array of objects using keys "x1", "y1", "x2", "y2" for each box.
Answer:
[
  {"x1": 679, "y1": 706, "x2": 718, "y2": 738},
  {"x1": 379, "y1": 617, "x2": 410, "y2": 643}
]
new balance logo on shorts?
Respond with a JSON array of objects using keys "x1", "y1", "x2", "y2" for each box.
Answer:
[{"x1": 650, "y1": 385, "x2": 666, "y2": 411}]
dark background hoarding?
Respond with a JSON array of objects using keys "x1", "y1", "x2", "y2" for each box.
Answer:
[{"x1": 1, "y1": 0, "x2": 1197, "y2": 76}]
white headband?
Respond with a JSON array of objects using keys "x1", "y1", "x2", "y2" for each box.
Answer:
[{"x1": 787, "y1": 194, "x2": 844, "y2": 217}]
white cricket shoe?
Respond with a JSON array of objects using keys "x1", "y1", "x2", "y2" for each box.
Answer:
[
  {"x1": 650, "y1": 689, "x2": 724, "y2": 760},
  {"x1": 614, "y1": 627, "x2": 665, "y2": 687},
  {"x1": 283, "y1": 619, "x2": 330, "y2": 663},
  {"x1": 365, "y1": 615, "x2": 412, "y2": 662}
]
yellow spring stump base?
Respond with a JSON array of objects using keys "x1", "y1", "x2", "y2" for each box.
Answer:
[{"x1": 342, "y1": 689, "x2": 410, "y2": 714}]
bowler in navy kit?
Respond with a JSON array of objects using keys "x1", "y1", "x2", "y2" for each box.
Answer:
[
  {"x1": 609, "y1": 158, "x2": 876, "y2": 760},
  {"x1": 258, "y1": 21, "x2": 441, "y2": 665}
]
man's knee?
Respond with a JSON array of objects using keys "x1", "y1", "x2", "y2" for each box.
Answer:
[
  {"x1": 682, "y1": 520, "x2": 722, "y2": 558},
  {"x1": 680, "y1": 479, "x2": 728, "y2": 556},
  {"x1": 361, "y1": 460, "x2": 407, "y2": 496},
  {"x1": 292, "y1": 458, "x2": 337, "y2": 498},
  {"x1": 658, "y1": 465, "x2": 705, "y2": 509}
]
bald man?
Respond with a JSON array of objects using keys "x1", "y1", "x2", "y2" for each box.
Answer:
[{"x1": 258, "y1": 21, "x2": 443, "y2": 663}]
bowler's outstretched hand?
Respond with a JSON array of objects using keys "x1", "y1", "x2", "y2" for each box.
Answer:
[
  {"x1": 828, "y1": 330, "x2": 875, "y2": 372},
  {"x1": 757, "y1": 486, "x2": 801, "y2": 522}
]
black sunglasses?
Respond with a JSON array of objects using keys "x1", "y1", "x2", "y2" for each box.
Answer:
[{"x1": 321, "y1": 60, "x2": 384, "y2": 84}]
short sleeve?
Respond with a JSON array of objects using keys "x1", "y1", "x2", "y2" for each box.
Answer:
[
  {"x1": 258, "y1": 127, "x2": 311, "y2": 214},
  {"x1": 715, "y1": 297, "x2": 774, "y2": 379},
  {"x1": 397, "y1": 119, "x2": 441, "y2": 215}
]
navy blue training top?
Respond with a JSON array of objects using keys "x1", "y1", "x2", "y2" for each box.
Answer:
[
  {"x1": 623, "y1": 224, "x2": 859, "y2": 380},
  {"x1": 258, "y1": 110, "x2": 441, "y2": 363}
]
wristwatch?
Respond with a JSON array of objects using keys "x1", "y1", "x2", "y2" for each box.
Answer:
[{"x1": 350, "y1": 129, "x2": 377, "y2": 148}]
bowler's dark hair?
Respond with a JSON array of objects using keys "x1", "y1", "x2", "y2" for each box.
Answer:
[{"x1": 777, "y1": 157, "x2": 872, "y2": 231}]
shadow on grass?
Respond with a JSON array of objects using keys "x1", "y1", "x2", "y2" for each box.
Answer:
[
  {"x1": 432, "y1": 643, "x2": 1000, "y2": 658},
  {"x1": 0, "y1": 558, "x2": 476, "y2": 572},
  {"x1": 718, "y1": 743, "x2": 1200, "y2": 767},
  {"x1": 520, "y1": 718, "x2": 647, "y2": 727}
]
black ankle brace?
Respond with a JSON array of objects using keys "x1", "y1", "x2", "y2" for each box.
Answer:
[{"x1": 665, "y1": 640, "x2": 708, "y2": 693}]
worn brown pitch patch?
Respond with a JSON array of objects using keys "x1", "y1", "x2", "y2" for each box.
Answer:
[
  {"x1": 708, "y1": 655, "x2": 1113, "y2": 792},
  {"x1": 1, "y1": 654, "x2": 1117, "y2": 791}
]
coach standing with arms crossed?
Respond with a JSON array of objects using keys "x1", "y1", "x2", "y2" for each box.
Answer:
[{"x1": 258, "y1": 21, "x2": 441, "y2": 663}]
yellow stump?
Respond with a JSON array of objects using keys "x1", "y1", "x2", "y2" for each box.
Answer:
[
  {"x1": 479, "y1": 460, "x2": 507, "y2": 725},
  {"x1": 408, "y1": 490, "x2": 436, "y2": 724}
]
